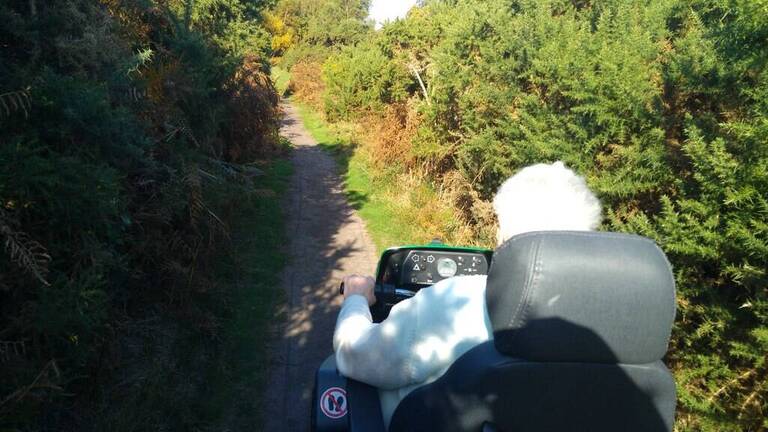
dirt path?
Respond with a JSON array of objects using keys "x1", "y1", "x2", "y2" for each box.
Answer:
[{"x1": 262, "y1": 103, "x2": 378, "y2": 431}]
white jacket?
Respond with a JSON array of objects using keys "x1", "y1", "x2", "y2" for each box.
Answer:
[{"x1": 333, "y1": 275, "x2": 492, "y2": 428}]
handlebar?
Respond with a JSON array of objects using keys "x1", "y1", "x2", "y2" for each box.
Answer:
[
  {"x1": 340, "y1": 282, "x2": 412, "y2": 300},
  {"x1": 338, "y1": 281, "x2": 407, "y2": 323}
]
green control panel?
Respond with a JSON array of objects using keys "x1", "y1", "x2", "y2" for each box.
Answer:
[{"x1": 400, "y1": 250, "x2": 489, "y2": 285}]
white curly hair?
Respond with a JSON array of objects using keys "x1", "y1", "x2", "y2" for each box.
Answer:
[{"x1": 493, "y1": 161, "x2": 602, "y2": 245}]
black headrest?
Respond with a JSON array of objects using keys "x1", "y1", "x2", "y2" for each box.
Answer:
[{"x1": 486, "y1": 231, "x2": 676, "y2": 364}]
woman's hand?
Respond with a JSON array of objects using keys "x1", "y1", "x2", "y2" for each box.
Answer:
[{"x1": 341, "y1": 274, "x2": 376, "y2": 306}]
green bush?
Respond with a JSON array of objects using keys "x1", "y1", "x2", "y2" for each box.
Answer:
[
  {"x1": 322, "y1": 40, "x2": 412, "y2": 119},
  {"x1": 0, "y1": 0, "x2": 280, "y2": 429},
  {"x1": 281, "y1": 41, "x2": 334, "y2": 69},
  {"x1": 286, "y1": 0, "x2": 767, "y2": 429},
  {"x1": 270, "y1": 0, "x2": 374, "y2": 69}
]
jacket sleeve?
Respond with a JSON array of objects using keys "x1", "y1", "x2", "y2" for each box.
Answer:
[{"x1": 333, "y1": 294, "x2": 419, "y2": 390}]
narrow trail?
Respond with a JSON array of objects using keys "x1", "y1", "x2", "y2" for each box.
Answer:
[{"x1": 263, "y1": 103, "x2": 378, "y2": 431}]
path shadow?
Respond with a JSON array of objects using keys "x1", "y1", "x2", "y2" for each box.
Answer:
[
  {"x1": 263, "y1": 106, "x2": 378, "y2": 431},
  {"x1": 313, "y1": 132, "x2": 369, "y2": 211},
  {"x1": 345, "y1": 190, "x2": 368, "y2": 211}
]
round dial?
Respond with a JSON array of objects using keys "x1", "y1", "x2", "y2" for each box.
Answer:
[{"x1": 436, "y1": 257, "x2": 458, "y2": 278}]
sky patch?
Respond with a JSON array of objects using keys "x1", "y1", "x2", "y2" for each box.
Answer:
[{"x1": 369, "y1": 0, "x2": 419, "y2": 29}]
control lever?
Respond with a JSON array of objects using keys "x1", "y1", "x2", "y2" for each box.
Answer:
[{"x1": 340, "y1": 281, "x2": 385, "y2": 300}]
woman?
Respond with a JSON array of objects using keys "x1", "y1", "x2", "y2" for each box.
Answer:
[{"x1": 333, "y1": 161, "x2": 602, "y2": 428}]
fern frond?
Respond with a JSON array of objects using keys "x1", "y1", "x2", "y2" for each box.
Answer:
[
  {"x1": 0, "y1": 360, "x2": 61, "y2": 412},
  {"x1": 159, "y1": 117, "x2": 200, "y2": 147},
  {"x1": 160, "y1": 259, "x2": 191, "y2": 278},
  {"x1": 167, "y1": 233, "x2": 195, "y2": 258},
  {"x1": 180, "y1": 165, "x2": 230, "y2": 238},
  {"x1": 183, "y1": 165, "x2": 204, "y2": 227},
  {"x1": 0, "y1": 209, "x2": 50, "y2": 286},
  {"x1": 0, "y1": 89, "x2": 31, "y2": 118},
  {"x1": 126, "y1": 87, "x2": 147, "y2": 101},
  {"x1": 175, "y1": 116, "x2": 200, "y2": 147},
  {"x1": 204, "y1": 206, "x2": 229, "y2": 240},
  {"x1": 196, "y1": 168, "x2": 221, "y2": 183}
]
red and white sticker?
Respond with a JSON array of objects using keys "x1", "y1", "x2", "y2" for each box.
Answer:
[{"x1": 320, "y1": 387, "x2": 348, "y2": 419}]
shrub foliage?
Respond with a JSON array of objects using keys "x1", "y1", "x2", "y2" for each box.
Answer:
[
  {"x1": 0, "y1": 0, "x2": 280, "y2": 428},
  {"x1": 275, "y1": 0, "x2": 768, "y2": 429}
]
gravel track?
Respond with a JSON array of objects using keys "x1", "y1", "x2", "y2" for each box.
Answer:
[{"x1": 262, "y1": 104, "x2": 378, "y2": 431}]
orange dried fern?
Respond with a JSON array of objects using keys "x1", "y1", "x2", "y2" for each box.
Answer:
[
  {"x1": 225, "y1": 56, "x2": 280, "y2": 161},
  {"x1": 289, "y1": 61, "x2": 325, "y2": 109}
]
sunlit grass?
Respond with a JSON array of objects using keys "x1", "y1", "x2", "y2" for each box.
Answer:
[
  {"x1": 271, "y1": 65, "x2": 291, "y2": 97},
  {"x1": 291, "y1": 102, "x2": 469, "y2": 253}
]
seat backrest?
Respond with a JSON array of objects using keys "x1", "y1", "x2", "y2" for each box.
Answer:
[{"x1": 390, "y1": 232, "x2": 677, "y2": 432}]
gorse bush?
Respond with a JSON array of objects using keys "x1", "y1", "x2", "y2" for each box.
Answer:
[
  {"x1": 0, "y1": 0, "x2": 280, "y2": 429},
  {"x1": 271, "y1": 0, "x2": 374, "y2": 69},
  {"x1": 275, "y1": 0, "x2": 768, "y2": 429},
  {"x1": 322, "y1": 40, "x2": 411, "y2": 120},
  {"x1": 289, "y1": 60, "x2": 328, "y2": 109}
]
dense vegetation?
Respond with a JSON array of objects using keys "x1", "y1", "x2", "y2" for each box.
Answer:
[
  {"x1": 0, "y1": 0, "x2": 286, "y2": 429},
  {"x1": 272, "y1": 0, "x2": 767, "y2": 429}
]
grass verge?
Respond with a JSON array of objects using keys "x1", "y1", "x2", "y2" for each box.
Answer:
[
  {"x1": 208, "y1": 158, "x2": 292, "y2": 429},
  {"x1": 272, "y1": 65, "x2": 291, "y2": 97},
  {"x1": 272, "y1": 64, "x2": 488, "y2": 252},
  {"x1": 291, "y1": 102, "x2": 452, "y2": 253}
]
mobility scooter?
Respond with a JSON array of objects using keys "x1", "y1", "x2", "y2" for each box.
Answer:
[{"x1": 312, "y1": 232, "x2": 677, "y2": 431}]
